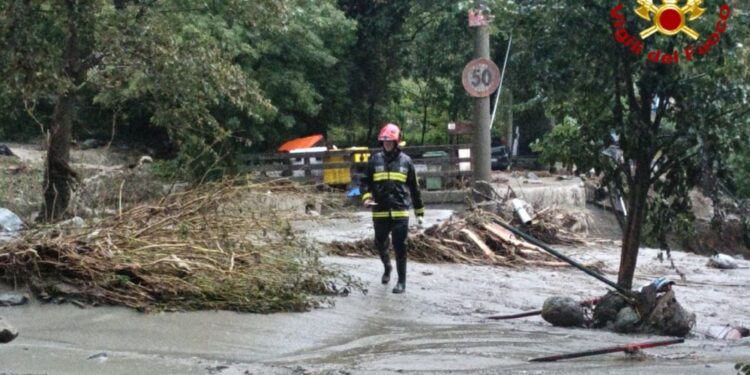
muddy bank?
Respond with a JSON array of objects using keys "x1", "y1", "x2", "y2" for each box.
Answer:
[
  {"x1": 2, "y1": 242, "x2": 749, "y2": 374},
  {"x1": 1, "y1": 207, "x2": 749, "y2": 374}
]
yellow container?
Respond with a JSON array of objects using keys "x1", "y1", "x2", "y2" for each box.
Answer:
[
  {"x1": 349, "y1": 147, "x2": 370, "y2": 163},
  {"x1": 324, "y1": 154, "x2": 351, "y2": 186}
]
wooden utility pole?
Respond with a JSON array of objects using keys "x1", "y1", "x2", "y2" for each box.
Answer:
[{"x1": 472, "y1": 25, "x2": 492, "y2": 183}]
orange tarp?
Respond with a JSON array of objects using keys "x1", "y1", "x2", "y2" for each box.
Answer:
[{"x1": 277, "y1": 134, "x2": 325, "y2": 152}]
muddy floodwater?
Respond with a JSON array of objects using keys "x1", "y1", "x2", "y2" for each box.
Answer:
[{"x1": 1, "y1": 208, "x2": 749, "y2": 374}]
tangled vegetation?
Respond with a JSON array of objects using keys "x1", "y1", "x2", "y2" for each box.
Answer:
[{"x1": 0, "y1": 180, "x2": 357, "y2": 313}]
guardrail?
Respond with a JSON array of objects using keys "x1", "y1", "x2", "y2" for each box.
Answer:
[
  {"x1": 240, "y1": 144, "x2": 536, "y2": 185},
  {"x1": 240, "y1": 144, "x2": 475, "y2": 183}
]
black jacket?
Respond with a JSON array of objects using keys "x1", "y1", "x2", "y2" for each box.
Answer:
[{"x1": 361, "y1": 149, "x2": 424, "y2": 220}]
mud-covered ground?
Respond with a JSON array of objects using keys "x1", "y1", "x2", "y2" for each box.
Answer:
[{"x1": 1, "y1": 208, "x2": 749, "y2": 374}]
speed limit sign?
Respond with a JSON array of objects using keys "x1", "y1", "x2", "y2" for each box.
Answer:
[{"x1": 462, "y1": 58, "x2": 501, "y2": 98}]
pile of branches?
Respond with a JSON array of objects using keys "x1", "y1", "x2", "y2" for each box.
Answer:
[
  {"x1": 329, "y1": 210, "x2": 573, "y2": 267},
  {"x1": 0, "y1": 180, "x2": 353, "y2": 313},
  {"x1": 506, "y1": 206, "x2": 591, "y2": 246}
]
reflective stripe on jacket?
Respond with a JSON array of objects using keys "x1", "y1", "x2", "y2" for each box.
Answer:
[{"x1": 361, "y1": 149, "x2": 424, "y2": 220}]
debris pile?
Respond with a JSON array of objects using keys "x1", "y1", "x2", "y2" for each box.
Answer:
[
  {"x1": 501, "y1": 199, "x2": 590, "y2": 245},
  {"x1": 541, "y1": 281, "x2": 696, "y2": 337},
  {"x1": 0, "y1": 180, "x2": 355, "y2": 313},
  {"x1": 330, "y1": 210, "x2": 590, "y2": 268}
]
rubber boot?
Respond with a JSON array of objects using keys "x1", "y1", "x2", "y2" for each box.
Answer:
[
  {"x1": 380, "y1": 255, "x2": 392, "y2": 284},
  {"x1": 392, "y1": 258, "x2": 406, "y2": 294}
]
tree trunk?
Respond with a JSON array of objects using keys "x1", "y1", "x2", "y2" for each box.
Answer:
[
  {"x1": 366, "y1": 99, "x2": 375, "y2": 146},
  {"x1": 44, "y1": 95, "x2": 77, "y2": 220},
  {"x1": 420, "y1": 102, "x2": 428, "y2": 145},
  {"x1": 43, "y1": 0, "x2": 81, "y2": 221},
  {"x1": 617, "y1": 159, "x2": 650, "y2": 290}
]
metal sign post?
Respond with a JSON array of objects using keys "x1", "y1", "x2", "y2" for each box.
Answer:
[{"x1": 464, "y1": 5, "x2": 495, "y2": 185}]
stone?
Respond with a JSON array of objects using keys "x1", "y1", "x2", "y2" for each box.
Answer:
[
  {"x1": 593, "y1": 291, "x2": 629, "y2": 329},
  {"x1": 613, "y1": 306, "x2": 640, "y2": 333},
  {"x1": 0, "y1": 144, "x2": 15, "y2": 157},
  {"x1": 0, "y1": 317, "x2": 18, "y2": 343},
  {"x1": 0, "y1": 292, "x2": 28, "y2": 306},
  {"x1": 708, "y1": 254, "x2": 738, "y2": 270},
  {"x1": 541, "y1": 296, "x2": 586, "y2": 327},
  {"x1": 87, "y1": 352, "x2": 108, "y2": 362},
  {"x1": 0, "y1": 208, "x2": 23, "y2": 243}
]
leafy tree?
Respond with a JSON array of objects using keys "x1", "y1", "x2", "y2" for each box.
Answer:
[
  {"x1": 338, "y1": 0, "x2": 413, "y2": 145},
  {"x1": 2, "y1": 0, "x2": 355, "y2": 212},
  {"x1": 2, "y1": 0, "x2": 101, "y2": 220},
  {"x1": 513, "y1": 0, "x2": 750, "y2": 288}
]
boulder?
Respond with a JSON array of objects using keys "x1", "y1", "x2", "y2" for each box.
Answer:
[
  {"x1": 0, "y1": 208, "x2": 23, "y2": 243},
  {"x1": 541, "y1": 296, "x2": 586, "y2": 327},
  {"x1": 613, "y1": 306, "x2": 640, "y2": 333},
  {"x1": 0, "y1": 317, "x2": 18, "y2": 343},
  {"x1": 0, "y1": 292, "x2": 28, "y2": 306},
  {"x1": 708, "y1": 254, "x2": 738, "y2": 270},
  {"x1": 0, "y1": 144, "x2": 15, "y2": 157},
  {"x1": 593, "y1": 291, "x2": 629, "y2": 329}
]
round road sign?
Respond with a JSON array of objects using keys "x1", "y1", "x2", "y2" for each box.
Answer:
[{"x1": 462, "y1": 58, "x2": 501, "y2": 98}]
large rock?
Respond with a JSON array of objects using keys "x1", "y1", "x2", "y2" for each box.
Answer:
[
  {"x1": 0, "y1": 317, "x2": 18, "y2": 343},
  {"x1": 0, "y1": 292, "x2": 28, "y2": 306},
  {"x1": 0, "y1": 144, "x2": 15, "y2": 157},
  {"x1": 541, "y1": 296, "x2": 586, "y2": 327},
  {"x1": 0, "y1": 208, "x2": 23, "y2": 243},
  {"x1": 613, "y1": 306, "x2": 640, "y2": 333},
  {"x1": 708, "y1": 254, "x2": 738, "y2": 270},
  {"x1": 593, "y1": 291, "x2": 629, "y2": 329}
]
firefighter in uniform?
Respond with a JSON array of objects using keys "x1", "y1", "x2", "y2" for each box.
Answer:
[{"x1": 361, "y1": 123, "x2": 424, "y2": 294}]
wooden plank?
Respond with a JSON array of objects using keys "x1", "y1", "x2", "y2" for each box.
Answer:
[
  {"x1": 483, "y1": 223, "x2": 544, "y2": 253},
  {"x1": 460, "y1": 229, "x2": 496, "y2": 259}
]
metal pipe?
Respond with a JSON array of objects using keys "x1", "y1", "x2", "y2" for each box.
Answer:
[
  {"x1": 487, "y1": 310, "x2": 542, "y2": 320},
  {"x1": 494, "y1": 220, "x2": 634, "y2": 298},
  {"x1": 490, "y1": 35, "x2": 512, "y2": 129},
  {"x1": 529, "y1": 338, "x2": 684, "y2": 362},
  {"x1": 487, "y1": 297, "x2": 601, "y2": 321}
]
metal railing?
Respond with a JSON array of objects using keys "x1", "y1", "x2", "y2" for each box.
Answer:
[{"x1": 240, "y1": 144, "x2": 474, "y2": 181}]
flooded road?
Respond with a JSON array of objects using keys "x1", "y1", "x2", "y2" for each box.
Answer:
[{"x1": 1, "y1": 208, "x2": 749, "y2": 374}]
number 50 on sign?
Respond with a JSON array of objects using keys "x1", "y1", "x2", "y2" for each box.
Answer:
[{"x1": 462, "y1": 58, "x2": 501, "y2": 98}]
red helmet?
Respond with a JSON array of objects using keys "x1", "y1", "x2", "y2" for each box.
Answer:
[{"x1": 378, "y1": 123, "x2": 401, "y2": 142}]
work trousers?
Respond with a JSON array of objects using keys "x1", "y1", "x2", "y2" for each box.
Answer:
[{"x1": 373, "y1": 218, "x2": 408, "y2": 283}]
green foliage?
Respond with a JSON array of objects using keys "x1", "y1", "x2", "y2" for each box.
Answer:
[
  {"x1": 737, "y1": 362, "x2": 750, "y2": 375},
  {"x1": 1, "y1": 0, "x2": 749, "y2": 196},
  {"x1": 515, "y1": 0, "x2": 749, "y2": 249},
  {"x1": 530, "y1": 116, "x2": 597, "y2": 171},
  {"x1": 1, "y1": 0, "x2": 357, "y2": 181},
  {"x1": 729, "y1": 150, "x2": 750, "y2": 199}
]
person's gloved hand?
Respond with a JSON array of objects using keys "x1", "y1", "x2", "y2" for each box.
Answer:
[{"x1": 363, "y1": 199, "x2": 377, "y2": 207}]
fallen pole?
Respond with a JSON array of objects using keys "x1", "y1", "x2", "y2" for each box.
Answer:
[
  {"x1": 529, "y1": 338, "x2": 684, "y2": 362},
  {"x1": 487, "y1": 297, "x2": 601, "y2": 321},
  {"x1": 494, "y1": 220, "x2": 634, "y2": 298},
  {"x1": 487, "y1": 310, "x2": 542, "y2": 320}
]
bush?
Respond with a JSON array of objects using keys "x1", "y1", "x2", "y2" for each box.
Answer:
[{"x1": 530, "y1": 116, "x2": 597, "y2": 172}]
